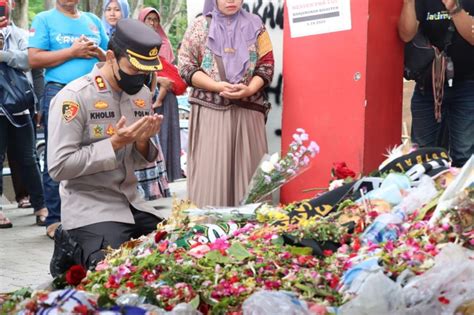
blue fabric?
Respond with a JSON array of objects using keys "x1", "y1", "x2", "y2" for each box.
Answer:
[
  {"x1": 411, "y1": 80, "x2": 474, "y2": 167},
  {"x1": 101, "y1": 0, "x2": 130, "y2": 36},
  {"x1": 356, "y1": 173, "x2": 411, "y2": 206},
  {"x1": 28, "y1": 9, "x2": 109, "y2": 84},
  {"x1": 42, "y1": 83, "x2": 62, "y2": 227}
]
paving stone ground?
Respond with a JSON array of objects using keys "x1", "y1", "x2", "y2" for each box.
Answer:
[{"x1": 0, "y1": 180, "x2": 186, "y2": 293}]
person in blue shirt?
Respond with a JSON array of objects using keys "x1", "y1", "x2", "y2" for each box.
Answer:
[{"x1": 28, "y1": 0, "x2": 108, "y2": 239}]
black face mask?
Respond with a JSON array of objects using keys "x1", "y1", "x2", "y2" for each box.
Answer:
[{"x1": 114, "y1": 66, "x2": 147, "y2": 95}]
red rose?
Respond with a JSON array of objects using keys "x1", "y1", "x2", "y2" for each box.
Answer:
[
  {"x1": 323, "y1": 250, "x2": 333, "y2": 257},
  {"x1": 65, "y1": 265, "x2": 87, "y2": 286},
  {"x1": 352, "y1": 238, "x2": 361, "y2": 252},
  {"x1": 332, "y1": 162, "x2": 356, "y2": 180},
  {"x1": 154, "y1": 230, "x2": 168, "y2": 243},
  {"x1": 329, "y1": 275, "x2": 340, "y2": 289},
  {"x1": 73, "y1": 305, "x2": 89, "y2": 315}
]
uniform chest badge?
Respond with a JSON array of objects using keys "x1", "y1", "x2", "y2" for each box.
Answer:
[
  {"x1": 95, "y1": 76, "x2": 107, "y2": 91},
  {"x1": 62, "y1": 101, "x2": 80, "y2": 123},
  {"x1": 93, "y1": 125, "x2": 104, "y2": 137},
  {"x1": 134, "y1": 99, "x2": 146, "y2": 108},
  {"x1": 106, "y1": 124, "x2": 115, "y2": 136},
  {"x1": 94, "y1": 101, "x2": 109, "y2": 109}
]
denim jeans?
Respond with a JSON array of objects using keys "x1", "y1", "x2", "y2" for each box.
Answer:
[
  {"x1": 0, "y1": 115, "x2": 45, "y2": 212},
  {"x1": 411, "y1": 80, "x2": 474, "y2": 167},
  {"x1": 42, "y1": 83, "x2": 64, "y2": 226}
]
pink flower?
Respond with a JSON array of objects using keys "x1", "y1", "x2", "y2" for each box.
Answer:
[
  {"x1": 210, "y1": 238, "x2": 230, "y2": 253},
  {"x1": 292, "y1": 134, "x2": 303, "y2": 145},
  {"x1": 280, "y1": 252, "x2": 292, "y2": 260},
  {"x1": 188, "y1": 244, "x2": 211, "y2": 259},
  {"x1": 95, "y1": 261, "x2": 110, "y2": 271},
  {"x1": 302, "y1": 156, "x2": 310, "y2": 166},
  {"x1": 308, "y1": 141, "x2": 320, "y2": 156},
  {"x1": 424, "y1": 243, "x2": 435, "y2": 251},
  {"x1": 308, "y1": 303, "x2": 328, "y2": 315},
  {"x1": 441, "y1": 223, "x2": 451, "y2": 231},
  {"x1": 384, "y1": 241, "x2": 395, "y2": 252}
]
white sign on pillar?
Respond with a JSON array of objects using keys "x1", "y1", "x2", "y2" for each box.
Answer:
[
  {"x1": 287, "y1": 0, "x2": 352, "y2": 38},
  {"x1": 185, "y1": 0, "x2": 284, "y2": 154}
]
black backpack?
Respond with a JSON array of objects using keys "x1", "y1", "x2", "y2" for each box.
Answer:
[
  {"x1": 404, "y1": 22, "x2": 455, "y2": 92},
  {"x1": 0, "y1": 62, "x2": 36, "y2": 127}
]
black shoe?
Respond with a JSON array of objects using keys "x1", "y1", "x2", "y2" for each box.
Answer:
[{"x1": 50, "y1": 225, "x2": 82, "y2": 278}]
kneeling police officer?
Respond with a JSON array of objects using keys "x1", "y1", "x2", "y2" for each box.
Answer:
[{"x1": 48, "y1": 19, "x2": 165, "y2": 277}]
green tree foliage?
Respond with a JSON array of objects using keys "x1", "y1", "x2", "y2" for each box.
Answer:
[{"x1": 26, "y1": 0, "x2": 187, "y2": 53}]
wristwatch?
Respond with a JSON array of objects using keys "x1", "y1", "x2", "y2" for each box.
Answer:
[{"x1": 449, "y1": 5, "x2": 463, "y2": 16}]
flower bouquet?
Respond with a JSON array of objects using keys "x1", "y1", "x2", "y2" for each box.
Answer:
[{"x1": 241, "y1": 128, "x2": 320, "y2": 205}]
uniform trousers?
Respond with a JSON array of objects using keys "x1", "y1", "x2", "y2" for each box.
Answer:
[{"x1": 67, "y1": 206, "x2": 162, "y2": 268}]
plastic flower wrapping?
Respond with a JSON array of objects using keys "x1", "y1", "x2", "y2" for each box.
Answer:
[
  {"x1": 241, "y1": 128, "x2": 320, "y2": 205},
  {"x1": 1, "y1": 152, "x2": 473, "y2": 315}
]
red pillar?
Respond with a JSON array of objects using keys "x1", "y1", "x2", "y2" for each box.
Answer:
[{"x1": 281, "y1": 0, "x2": 404, "y2": 203}]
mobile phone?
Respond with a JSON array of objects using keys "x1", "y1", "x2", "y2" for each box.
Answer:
[{"x1": 0, "y1": 2, "x2": 8, "y2": 19}]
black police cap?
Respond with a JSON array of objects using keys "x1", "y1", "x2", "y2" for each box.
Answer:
[{"x1": 112, "y1": 19, "x2": 163, "y2": 71}]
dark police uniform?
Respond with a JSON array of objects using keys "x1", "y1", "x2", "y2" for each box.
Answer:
[{"x1": 47, "y1": 19, "x2": 165, "y2": 275}]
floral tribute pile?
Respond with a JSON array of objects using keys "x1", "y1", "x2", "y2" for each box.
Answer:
[{"x1": 1, "y1": 139, "x2": 473, "y2": 315}]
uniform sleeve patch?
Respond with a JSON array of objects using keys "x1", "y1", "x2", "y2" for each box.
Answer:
[{"x1": 62, "y1": 101, "x2": 80, "y2": 123}]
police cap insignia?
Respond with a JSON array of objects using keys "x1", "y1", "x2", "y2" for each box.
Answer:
[
  {"x1": 149, "y1": 47, "x2": 158, "y2": 57},
  {"x1": 62, "y1": 101, "x2": 80, "y2": 123}
]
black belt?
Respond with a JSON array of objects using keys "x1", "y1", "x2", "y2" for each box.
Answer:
[{"x1": 47, "y1": 81, "x2": 66, "y2": 88}]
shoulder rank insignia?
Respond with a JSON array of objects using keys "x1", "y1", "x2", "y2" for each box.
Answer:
[
  {"x1": 95, "y1": 76, "x2": 107, "y2": 91},
  {"x1": 62, "y1": 101, "x2": 80, "y2": 123},
  {"x1": 134, "y1": 99, "x2": 146, "y2": 108},
  {"x1": 94, "y1": 101, "x2": 109, "y2": 109}
]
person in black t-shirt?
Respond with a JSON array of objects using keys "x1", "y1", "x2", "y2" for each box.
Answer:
[{"x1": 398, "y1": 0, "x2": 474, "y2": 167}]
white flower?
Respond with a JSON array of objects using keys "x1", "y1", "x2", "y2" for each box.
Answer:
[
  {"x1": 308, "y1": 141, "x2": 320, "y2": 157},
  {"x1": 296, "y1": 128, "x2": 306, "y2": 133},
  {"x1": 300, "y1": 133, "x2": 309, "y2": 141},
  {"x1": 261, "y1": 161, "x2": 275, "y2": 173},
  {"x1": 270, "y1": 152, "x2": 280, "y2": 165},
  {"x1": 328, "y1": 179, "x2": 344, "y2": 191},
  {"x1": 292, "y1": 133, "x2": 302, "y2": 145}
]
